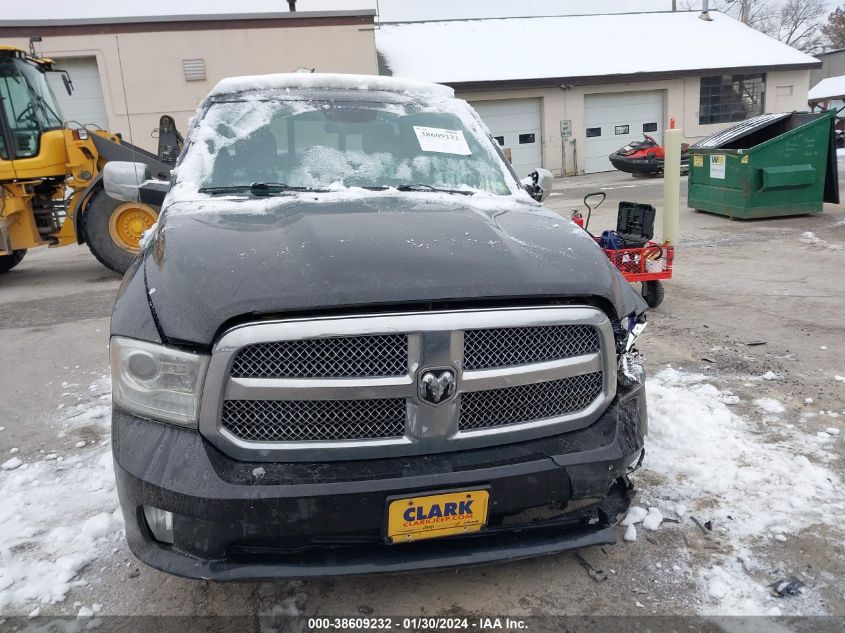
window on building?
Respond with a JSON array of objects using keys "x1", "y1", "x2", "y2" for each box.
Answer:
[
  {"x1": 518, "y1": 133, "x2": 535, "y2": 144},
  {"x1": 494, "y1": 135, "x2": 504, "y2": 146},
  {"x1": 643, "y1": 122, "x2": 658, "y2": 133},
  {"x1": 614, "y1": 125, "x2": 629, "y2": 135},
  {"x1": 586, "y1": 127, "x2": 601, "y2": 137},
  {"x1": 699, "y1": 74, "x2": 765, "y2": 125}
]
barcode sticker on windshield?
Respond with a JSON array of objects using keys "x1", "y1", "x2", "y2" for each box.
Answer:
[{"x1": 413, "y1": 126, "x2": 472, "y2": 155}]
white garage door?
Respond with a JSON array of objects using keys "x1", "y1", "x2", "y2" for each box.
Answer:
[
  {"x1": 584, "y1": 91, "x2": 664, "y2": 173},
  {"x1": 471, "y1": 99, "x2": 542, "y2": 178},
  {"x1": 46, "y1": 57, "x2": 109, "y2": 130}
]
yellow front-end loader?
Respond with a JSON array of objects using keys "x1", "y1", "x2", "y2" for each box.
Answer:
[{"x1": 0, "y1": 46, "x2": 176, "y2": 274}]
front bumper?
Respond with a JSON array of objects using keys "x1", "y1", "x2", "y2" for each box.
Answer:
[{"x1": 113, "y1": 382, "x2": 646, "y2": 580}]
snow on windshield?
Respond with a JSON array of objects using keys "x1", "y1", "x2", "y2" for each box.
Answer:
[{"x1": 169, "y1": 92, "x2": 521, "y2": 203}]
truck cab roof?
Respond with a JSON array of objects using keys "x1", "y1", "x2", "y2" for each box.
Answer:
[{"x1": 209, "y1": 72, "x2": 455, "y2": 100}]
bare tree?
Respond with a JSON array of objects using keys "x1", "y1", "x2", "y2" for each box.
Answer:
[
  {"x1": 822, "y1": 6, "x2": 845, "y2": 51},
  {"x1": 686, "y1": 0, "x2": 826, "y2": 53},
  {"x1": 770, "y1": 0, "x2": 827, "y2": 54},
  {"x1": 716, "y1": 0, "x2": 778, "y2": 30}
]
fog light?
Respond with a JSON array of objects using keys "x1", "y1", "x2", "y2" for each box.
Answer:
[{"x1": 143, "y1": 506, "x2": 174, "y2": 544}]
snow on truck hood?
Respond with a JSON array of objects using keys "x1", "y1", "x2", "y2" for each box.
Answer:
[{"x1": 143, "y1": 194, "x2": 646, "y2": 346}]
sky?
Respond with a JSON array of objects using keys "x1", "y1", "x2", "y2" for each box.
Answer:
[
  {"x1": 3, "y1": 0, "x2": 841, "y2": 23},
  {"x1": 4, "y1": 1, "x2": 675, "y2": 22}
]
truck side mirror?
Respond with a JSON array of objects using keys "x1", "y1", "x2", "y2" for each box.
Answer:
[
  {"x1": 103, "y1": 161, "x2": 171, "y2": 205},
  {"x1": 520, "y1": 168, "x2": 554, "y2": 202}
]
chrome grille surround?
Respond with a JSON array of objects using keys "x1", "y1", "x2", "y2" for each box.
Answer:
[{"x1": 199, "y1": 306, "x2": 617, "y2": 462}]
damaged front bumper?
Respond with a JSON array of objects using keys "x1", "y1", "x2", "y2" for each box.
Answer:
[{"x1": 113, "y1": 382, "x2": 647, "y2": 580}]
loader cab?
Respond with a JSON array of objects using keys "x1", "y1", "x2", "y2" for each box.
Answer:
[{"x1": 0, "y1": 47, "x2": 68, "y2": 182}]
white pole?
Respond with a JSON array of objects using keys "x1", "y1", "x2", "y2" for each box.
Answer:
[{"x1": 663, "y1": 118, "x2": 682, "y2": 246}]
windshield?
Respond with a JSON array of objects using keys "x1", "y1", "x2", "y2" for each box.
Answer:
[
  {"x1": 0, "y1": 57, "x2": 64, "y2": 159},
  {"x1": 176, "y1": 96, "x2": 515, "y2": 196}
]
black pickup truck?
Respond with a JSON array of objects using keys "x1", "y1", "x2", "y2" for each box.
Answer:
[{"x1": 104, "y1": 73, "x2": 648, "y2": 579}]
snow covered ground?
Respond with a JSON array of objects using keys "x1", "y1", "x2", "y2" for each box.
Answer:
[
  {"x1": 0, "y1": 367, "x2": 842, "y2": 617},
  {"x1": 0, "y1": 376, "x2": 122, "y2": 614},
  {"x1": 630, "y1": 368, "x2": 844, "y2": 615}
]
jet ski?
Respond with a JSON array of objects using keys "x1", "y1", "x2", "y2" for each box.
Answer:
[{"x1": 609, "y1": 134, "x2": 689, "y2": 176}]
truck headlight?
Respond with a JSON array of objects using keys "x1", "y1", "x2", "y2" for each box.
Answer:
[{"x1": 110, "y1": 337, "x2": 209, "y2": 426}]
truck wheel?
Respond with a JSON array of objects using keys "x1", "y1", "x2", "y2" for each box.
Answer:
[
  {"x1": 84, "y1": 189, "x2": 159, "y2": 274},
  {"x1": 641, "y1": 280, "x2": 665, "y2": 308},
  {"x1": 0, "y1": 249, "x2": 26, "y2": 274}
]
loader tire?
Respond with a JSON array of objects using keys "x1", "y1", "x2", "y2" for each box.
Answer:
[
  {"x1": 84, "y1": 189, "x2": 159, "y2": 275},
  {"x1": 0, "y1": 249, "x2": 26, "y2": 274}
]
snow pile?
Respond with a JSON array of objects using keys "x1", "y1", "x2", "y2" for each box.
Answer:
[
  {"x1": 620, "y1": 506, "x2": 662, "y2": 541},
  {"x1": 1, "y1": 457, "x2": 22, "y2": 471},
  {"x1": 139, "y1": 222, "x2": 158, "y2": 250},
  {"x1": 0, "y1": 376, "x2": 121, "y2": 610},
  {"x1": 754, "y1": 397, "x2": 786, "y2": 415},
  {"x1": 800, "y1": 231, "x2": 843, "y2": 251},
  {"x1": 641, "y1": 507, "x2": 663, "y2": 531},
  {"x1": 643, "y1": 368, "x2": 844, "y2": 614}
]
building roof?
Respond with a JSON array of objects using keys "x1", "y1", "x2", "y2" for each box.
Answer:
[
  {"x1": 809, "y1": 75, "x2": 845, "y2": 101},
  {"x1": 813, "y1": 48, "x2": 845, "y2": 57},
  {"x1": 376, "y1": 11, "x2": 819, "y2": 86}
]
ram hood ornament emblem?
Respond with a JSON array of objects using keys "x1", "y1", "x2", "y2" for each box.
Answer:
[{"x1": 418, "y1": 369, "x2": 457, "y2": 405}]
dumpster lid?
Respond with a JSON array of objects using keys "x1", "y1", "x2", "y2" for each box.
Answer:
[{"x1": 692, "y1": 112, "x2": 793, "y2": 149}]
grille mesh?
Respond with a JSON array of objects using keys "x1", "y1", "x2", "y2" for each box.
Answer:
[
  {"x1": 221, "y1": 398, "x2": 406, "y2": 442},
  {"x1": 230, "y1": 335, "x2": 408, "y2": 378},
  {"x1": 459, "y1": 372, "x2": 603, "y2": 431},
  {"x1": 463, "y1": 325, "x2": 599, "y2": 370}
]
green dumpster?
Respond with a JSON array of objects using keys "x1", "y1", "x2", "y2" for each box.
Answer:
[{"x1": 688, "y1": 111, "x2": 839, "y2": 219}]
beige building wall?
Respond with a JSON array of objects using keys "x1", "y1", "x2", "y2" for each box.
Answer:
[
  {"x1": 811, "y1": 50, "x2": 845, "y2": 86},
  {"x1": 459, "y1": 69, "x2": 812, "y2": 176},
  {"x1": 6, "y1": 23, "x2": 377, "y2": 152}
]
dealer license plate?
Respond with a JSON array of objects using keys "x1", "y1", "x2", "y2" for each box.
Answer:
[{"x1": 386, "y1": 489, "x2": 490, "y2": 543}]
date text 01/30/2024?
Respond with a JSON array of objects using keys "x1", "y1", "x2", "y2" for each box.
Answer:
[{"x1": 306, "y1": 617, "x2": 529, "y2": 631}]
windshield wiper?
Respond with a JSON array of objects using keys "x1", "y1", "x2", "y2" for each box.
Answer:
[
  {"x1": 198, "y1": 182, "x2": 329, "y2": 196},
  {"x1": 34, "y1": 94, "x2": 62, "y2": 127},
  {"x1": 395, "y1": 184, "x2": 474, "y2": 196}
]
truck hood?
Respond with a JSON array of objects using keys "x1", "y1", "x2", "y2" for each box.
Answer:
[{"x1": 144, "y1": 194, "x2": 646, "y2": 346}]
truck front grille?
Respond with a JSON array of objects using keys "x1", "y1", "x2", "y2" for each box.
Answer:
[
  {"x1": 459, "y1": 372, "x2": 604, "y2": 431},
  {"x1": 221, "y1": 398, "x2": 406, "y2": 442},
  {"x1": 463, "y1": 324, "x2": 600, "y2": 370},
  {"x1": 230, "y1": 334, "x2": 408, "y2": 378},
  {"x1": 201, "y1": 307, "x2": 616, "y2": 461}
]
